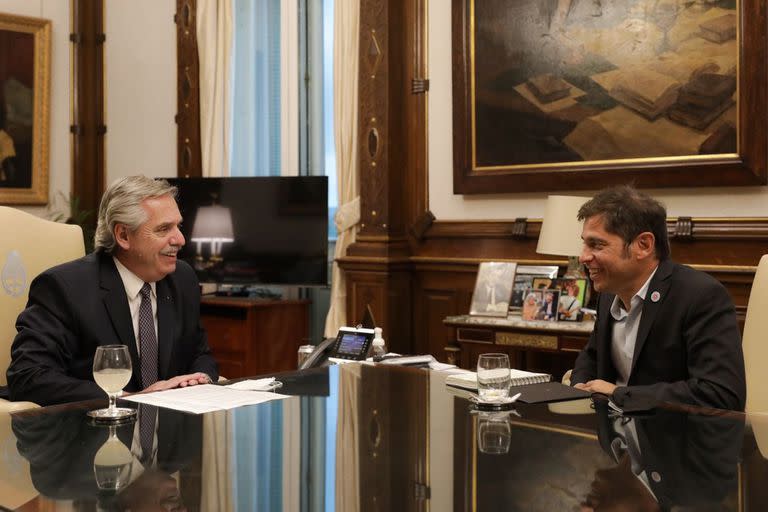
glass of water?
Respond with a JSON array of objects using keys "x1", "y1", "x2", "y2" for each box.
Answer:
[
  {"x1": 88, "y1": 345, "x2": 136, "y2": 421},
  {"x1": 477, "y1": 353, "x2": 511, "y2": 402}
]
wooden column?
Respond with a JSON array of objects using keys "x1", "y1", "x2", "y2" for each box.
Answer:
[
  {"x1": 339, "y1": 0, "x2": 429, "y2": 354},
  {"x1": 70, "y1": 0, "x2": 105, "y2": 218},
  {"x1": 175, "y1": 0, "x2": 202, "y2": 177}
]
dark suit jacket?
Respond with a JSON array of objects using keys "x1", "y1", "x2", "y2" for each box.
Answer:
[
  {"x1": 571, "y1": 259, "x2": 746, "y2": 411},
  {"x1": 7, "y1": 251, "x2": 218, "y2": 405}
]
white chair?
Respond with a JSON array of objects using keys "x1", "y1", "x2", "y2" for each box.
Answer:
[
  {"x1": 743, "y1": 254, "x2": 768, "y2": 414},
  {"x1": 0, "y1": 206, "x2": 84, "y2": 413},
  {"x1": 743, "y1": 255, "x2": 768, "y2": 458}
]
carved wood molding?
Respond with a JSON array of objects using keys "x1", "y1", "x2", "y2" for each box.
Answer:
[
  {"x1": 71, "y1": 0, "x2": 105, "y2": 215},
  {"x1": 175, "y1": 0, "x2": 201, "y2": 177},
  {"x1": 423, "y1": 218, "x2": 768, "y2": 241}
]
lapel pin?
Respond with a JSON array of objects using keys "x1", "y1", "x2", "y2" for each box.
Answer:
[{"x1": 650, "y1": 291, "x2": 661, "y2": 303}]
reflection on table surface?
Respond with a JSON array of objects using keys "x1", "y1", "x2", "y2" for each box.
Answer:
[{"x1": 1, "y1": 364, "x2": 767, "y2": 511}]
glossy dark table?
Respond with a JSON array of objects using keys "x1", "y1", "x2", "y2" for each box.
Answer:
[{"x1": 1, "y1": 363, "x2": 766, "y2": 511}]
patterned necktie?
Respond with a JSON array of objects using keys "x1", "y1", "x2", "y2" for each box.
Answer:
[
  {"x1": 139, "y1": 403, "x2": 157, "y2": 465},
  {"x1": 139, "y1": 283, "x2": 159, "y2": 389}
]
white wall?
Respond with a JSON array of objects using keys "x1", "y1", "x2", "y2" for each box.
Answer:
[
  {"x1": 428, "y1": 2, "x2": 768, "y2": 220},
  {"x1": 0, "y1": 0, "x2": 71, "y2": 218},
  {"x1": 105, "y1": 0, "x2": 176, "y2": 183},
  {"x1": 0, "y1": 0, "x2": 176, "y2": 219}
]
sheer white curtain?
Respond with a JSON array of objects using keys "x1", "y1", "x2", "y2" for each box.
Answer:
[
  {"x1": 324, "y1": 0, "x2": 360, "y2": 337},
  {"x1": 197, "y1": 0, "x2": 233, "y2": 177}
]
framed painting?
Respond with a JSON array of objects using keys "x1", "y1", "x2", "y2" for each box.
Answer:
[
  {"x1": 452, "y1": 0, "x2": 767, "y2": 194},
  {"x1": 0, "y1": 13, "x2": 50, "y2": 204}
]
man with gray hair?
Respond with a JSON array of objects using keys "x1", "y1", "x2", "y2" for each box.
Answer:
[{"x1": 7, "y1": 175, "x2": 218, "y2": 406}]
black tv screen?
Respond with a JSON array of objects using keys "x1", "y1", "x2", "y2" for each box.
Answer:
[{"x1": 166, "y1": 176, "x2": 328, "y2": 286}]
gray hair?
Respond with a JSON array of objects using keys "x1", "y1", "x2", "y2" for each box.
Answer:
[{"x1": 94, "y1": 175, "x2": 177, "y2": 253}]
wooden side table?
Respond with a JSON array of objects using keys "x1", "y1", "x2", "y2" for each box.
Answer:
[
  {"x1": 443, "y1": 314, "x2": 594, "y2": 380},
  {"x1": 200, "y1": 297, "x2": 310, "y2": 379}
]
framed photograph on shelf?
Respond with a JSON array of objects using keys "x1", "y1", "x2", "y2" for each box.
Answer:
[
  {"x1": 521, "y1": 288, "x2": 561, "y2": 322},
  {"x1": 529, "y1": 276, "x2": 589, "y2": 322},
  {"x1": 555, "y1": 278, "x2": 588, "y2": 322},
  {"x1": 509, "y1": 265, "x2": 559, "y2": 310},
  {"x1": 469, "y1": 261, "x2": 518, "y2": 317}
]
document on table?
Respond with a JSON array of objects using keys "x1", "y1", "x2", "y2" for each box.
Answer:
[{"x1": 123, "y1": 384, "x2": 289, "y2": 414}]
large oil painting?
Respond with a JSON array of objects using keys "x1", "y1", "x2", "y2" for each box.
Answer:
[
  {"x1": 452, "y1": 0, "x2": 767, "y2": 193},
  {"x1": 0, "y1": 13, "x2": 50, "y2": 204}
]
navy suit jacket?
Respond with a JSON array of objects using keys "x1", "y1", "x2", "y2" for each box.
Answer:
[
  {"x1": 571, "y1": 259, "x2": 746, "y2": 411},
  {"x1": 7, "y1": 251, "x2": 218, "y2": 405}
]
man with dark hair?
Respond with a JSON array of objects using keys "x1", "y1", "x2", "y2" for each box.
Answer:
[{"x1": 570, "y1": 186, "x2": 745, "y2": 411}]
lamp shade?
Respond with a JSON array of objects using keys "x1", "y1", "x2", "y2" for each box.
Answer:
[
  {"x1": 536, "y1": 195, "x2": 590, "y2": 257},
  {"x1": 190, "y1": 206, "x2": 235, "y2": 242}
]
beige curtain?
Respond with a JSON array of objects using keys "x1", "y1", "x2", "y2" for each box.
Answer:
[
  {"x1": 197, "y1": 0, "x2": 233, "y2": 177},
  {"x1": 324, "y1": 0, "x2": 361, "y2": 337},
  {"x1": 200, "y1": 411, "x2": 233, "y2": 512}
]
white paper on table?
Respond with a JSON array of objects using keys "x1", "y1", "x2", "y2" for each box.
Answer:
[
  {"x1": 122, "y1": 384, "x2": 289, "y2": 414},
  {"x1": 225, "y1": 378, "x2": 279, "y2": 391}
]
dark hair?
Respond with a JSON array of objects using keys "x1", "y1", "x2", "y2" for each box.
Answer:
[{"x1": 577, "y1": 185, "x2": 670, "y2": 260}]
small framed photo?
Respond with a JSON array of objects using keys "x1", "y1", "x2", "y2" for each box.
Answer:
[
  {"x1": 555, "y1": 278, "x2": 588, "y2": 322},
  {"x1": 521, "y1": 289, "x2": 560, "y2": 322},
  {"x1": 509, "y1": 265, "x2": 559, "y2": 310},
  {"x1": 469, "y1": 261, "x2": 518, "y2": 317}
]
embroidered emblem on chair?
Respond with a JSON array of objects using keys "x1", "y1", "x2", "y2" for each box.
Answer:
[{"x1": 1, "y1": 250, "x2": 27, "y2": 297}]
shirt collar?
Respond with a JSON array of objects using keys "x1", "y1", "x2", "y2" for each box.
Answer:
[
  {"x1": 113, "y1": 256, "x2": 156, "y2": 300},
  {"x1": 610, "y1": 266, "x2": 659, "y2": 320}
]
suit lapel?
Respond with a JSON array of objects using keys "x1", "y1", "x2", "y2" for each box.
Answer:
[
  {"x1": 99, "y1": 254, "x2": 141, "y2": 389},
  {"x1": 597, "y1": 293, "x2": 615, "y2": 380},
  {"x1": 156, "y1": 278, "x2": 175, "y2": 379},
  {"x1": 630, "y1": 260, "x2": 674, "y2": 378}
]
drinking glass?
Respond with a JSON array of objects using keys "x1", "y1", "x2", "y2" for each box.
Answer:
[
  {"x1": 88, "y1": 345, "x2": 137, "y2": 421},
  {"x1": 93, "y1": 424, "x2": 134, "y2": 491},
  {"x1": 477, "y1": 412, "x2": 512, "y2": 454},
  {"x1": 477, "y1": 353, "x2": 511, "y2": 402}
]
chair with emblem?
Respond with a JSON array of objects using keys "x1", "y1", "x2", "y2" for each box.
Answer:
[{"x1": 0, "y1": 206, "x2": 84, "y2": 413}]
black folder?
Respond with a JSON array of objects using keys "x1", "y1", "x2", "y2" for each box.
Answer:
[{"x1": 515, "y1": 381, "x2": 591, "y2": 404}]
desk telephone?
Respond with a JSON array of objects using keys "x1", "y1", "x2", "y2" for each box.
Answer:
[{"x1": 299, "y1": 327, "x2": 376, "y2": 369}]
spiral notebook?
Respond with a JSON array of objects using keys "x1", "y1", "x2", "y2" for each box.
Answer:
[{"x1": 445, "y1": 369, "x2": 551, "y2": 391}]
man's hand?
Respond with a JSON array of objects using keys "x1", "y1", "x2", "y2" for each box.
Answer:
[
  {"x1": 141, "y1": 372, "x2": 211, "y2": 393},
  {"x1": 574, "y1": 379, "x2": 617, "y2": 396}
]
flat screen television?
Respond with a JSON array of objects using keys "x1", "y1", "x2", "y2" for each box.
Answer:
[{"x1": 166, "y1": 176, "x2": 328, "y2": 286}]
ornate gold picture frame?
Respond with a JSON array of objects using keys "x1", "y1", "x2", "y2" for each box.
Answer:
[
  {"x1": 0, "y1": 13, "x2": 50, "y2": 204},
  {"x1": 452, "y1": 0, "x2": 767, "y2": 194}
]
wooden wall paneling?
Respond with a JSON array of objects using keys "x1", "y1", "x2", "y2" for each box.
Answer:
[
  {"x1": 342, "y1": 0, "x2": 428, "y2": 353},
  {"x1": 344, "y1": 265, "x2": 412, "y2": 355},
  {"x1": 175, "y1": 0, "x2": 202, "y2": 177},
  {"x1": 412, "y1": 267, "x2": 476, "y2": 358},
  {"x1": 71, "y1": 0, "x2": 105, "y2": 216}
]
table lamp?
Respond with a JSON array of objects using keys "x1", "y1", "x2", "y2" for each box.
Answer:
[
  {"x1": 536, "y1": 195, "x2": 589, "y2": 278},
  {"x1": 190, "y1": 205, "x2": 234, "y2": 267}
]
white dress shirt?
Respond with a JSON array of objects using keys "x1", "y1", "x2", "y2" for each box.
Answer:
[
  {"x1": 610, "y1": 267, "x2": 658, "y2": 387},
  {"x1": 113, "y1": 256, "x2": 158, "y2": 355}
]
